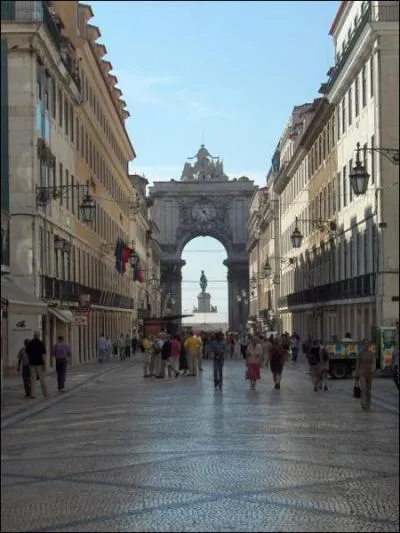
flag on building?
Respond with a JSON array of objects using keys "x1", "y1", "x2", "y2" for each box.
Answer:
[
  {"x1": 114, "y1": 238, "x2": 124, "y2": 273},
  {"x1": 133, "y1": 256, "x2": 144, "y2": 283},
  {"x1": 121, "y1": 245, "x2": 131, "y2": 274}
]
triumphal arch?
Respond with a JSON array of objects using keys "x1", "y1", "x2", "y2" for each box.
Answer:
[{"x1": 149, "y1": 145, "x2": 257, "y2": 330}]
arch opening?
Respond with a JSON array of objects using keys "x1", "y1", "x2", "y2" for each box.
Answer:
[{"x1": 181, "y1": 236, "x2": 229, "y2": 332}]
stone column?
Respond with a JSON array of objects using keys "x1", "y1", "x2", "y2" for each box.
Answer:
[
  {"x1": 160, "y1": 259, "x2": 186, "y2": 321},
  {"x1": 225, "y1": 259, "x2": 249, "y2": 330}
]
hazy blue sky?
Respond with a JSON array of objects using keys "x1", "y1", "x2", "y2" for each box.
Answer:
[{"x1": 89, "y1": 0, "x2": 339, "y2": 313}]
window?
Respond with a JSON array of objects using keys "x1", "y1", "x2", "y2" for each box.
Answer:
[
  {"x1": 80, "y1": 126, "x2": 84, "y2": 157},
  {"x1": 372, "y1": 224, "x2": 378, "y2": 273},
  {"x1": 51, "y1": 79, "x2": 56, "y2": 119},
  {"x1": 65, "y1": 169, "x2": 69, "y2": 210},
  {"x1": 357, "y1": 233, "x2": 362, "y2": 275},
  {"x1": 76, "y1": 118, "x2": 79, "y2": 150},
  {"x1": 370, "y1": 135, "x2": 375, "y2": 185},
  {"x1": 337, "y1": 171, "x2": 341, "y2": 211},
  {"x1": 348, "y1": 86, "x2": 352, "y2": 126},
  {"x1": 342, "y1": 165, "x2": 347, "y2": 207},
  {"x1": 70, "y1": 107, "x2": 74, "y2": 143},
  {"x1": 58, "y1": 89, "x2": 63, "y2": 128},
  {"x1": 44, "y1": 70, "x2": 50, "y2": 111},
  {"x1": 344, "y1": 240, "x2": 348, "y2": 279},
  {"x1": 332, "y1": 178, "x2": 336, "y2": 214},
  {"x1": 355, "y1": 77, "x2": 359, "y2": 117},
  {"x1": 349, "y1": 238, "x2": 354, "y2": 278},
  {"x1": 71, "y1": 174, "x2": 75, "y2": 215},
  {"x1": 349, "y1": 158, "x2": 353, "y2": 203},
  {"x1": 64, "y1": 99, "x2": 69, "y2": 135},
  {"x1": 342, "y1": 95, "x2": 346, "y2": 134},
  {"x1": 36, "y1": 59, "x2": 42, "y2": 101},
  {"x1": 337, "y1": 106, "x2": 341, "y2": 140},
  {"x1": 364, "y1": 229, "x2": 369, "y2": 273},
  {"x1": 326, "y1": 123, "x2": 330, "y2": 153},
  {"x1": 362, "y1": 65, "x2": 367, "y2": 107},
  {"x1": 85, "y1": 133, "x2": 88, "y2": 164},
  {"x1": 59, "y1": 163, "x2": 63, "y2": 206},
  {"x1": 370, "y1": 56, "x2": 374, "y2": 97},
  {"x1": 323, "y1": 187, "x2": 327, "y2": 220},
  {"x1": 331, "y1": 117, "x2": 335, "y2": 148}
]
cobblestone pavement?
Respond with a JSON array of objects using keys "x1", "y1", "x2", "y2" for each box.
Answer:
[{"x1": 1, "y1": 357, "x2": 399, "y2": 532}]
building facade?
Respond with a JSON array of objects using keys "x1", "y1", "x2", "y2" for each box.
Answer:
[
  {"x1": 129, "y1": 174, "x2": 162, "y2": 334},
  {"x1": 266, "y1": 0, "x2": 399, "y2": 342},
  {"x1": 1, "y1": 1, "x2": 137, "y2": 373},
  {"x1": 321, "y1": 0, "x2": 399, "y2": 334}
]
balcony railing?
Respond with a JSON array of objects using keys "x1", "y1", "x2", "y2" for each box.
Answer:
[
  {"x1": 321, "y1": 1, "x2": 399, "y2": 94},
  {"x1": 40, "y1": 276, "x2": 134, "y2": 310},
  {"x1": 279, "y1": 273, "x2": 376, "y2": 308}
]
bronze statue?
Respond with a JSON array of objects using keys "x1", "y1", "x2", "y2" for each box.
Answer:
[{"x1": 200, "y1": 270, "x2": 208, "y2": 293}]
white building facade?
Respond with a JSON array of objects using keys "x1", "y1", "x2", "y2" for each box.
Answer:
[{"x1": 323, "y1": 0, "x2": 399, "y2": 334}]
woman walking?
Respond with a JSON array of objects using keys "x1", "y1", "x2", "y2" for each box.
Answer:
[
  {"x1": 268, "y1": 338, "x2": 286, "y2": 390},
  {"x1": 246, "y1": 337, "x2": 263, "y2": 390}
]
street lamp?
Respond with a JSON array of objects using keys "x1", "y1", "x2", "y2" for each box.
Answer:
[
  {"x1": 129, "y1": 248, "x2": 138, "y2": 269},
  {"x1": 36, "y1": 180, "x2": 96, "y2": 224},
  {"x1": 263, "y1": 261, "x2": 272, "y2": 278},
  {"x1": 291, "y1": 221, "x2": 304, "y2": 249},
  {"x1": 290, "y1": 216, "x2": 336, "y2": 249},
  {"x1": 350, "y1": 142, "x2": 400, "y2": 196}
]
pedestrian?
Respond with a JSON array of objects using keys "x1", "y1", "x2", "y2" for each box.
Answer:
[
  {"x1": 246, "y1": 336, "x2": 263, "y2": 390},
  {"x1": 152, "y1": 333, "x2": 164, "y2": 378},
  {"x1": 318, "y1": 343, "x2": 330, "y2": 391},
  {"x1": 132, "y1": 333, "x2": 138, "y2": 355},
  {"x1": 195, "y1": 332, "x2": 204, "y2": 372},
  {"x1": 118, "y1": 334, "x2": 125, "y2": 360},
  {"x1": 210, "y1": 331, "x2": 226, "y2": 390},
  {"x1": 179, "y1": 335, "x2": 189, "y2": 376},
  {"x1": 106, "y1": 336, "x2": 112, "y2": 361},
  {"x1": 239, "y1": 331, "x2": 249, "y2": 359},
  {"x1": 25, "y1": 331, "x2": 48, "y2": 399},
  {"x1": 51, "y1": 335, "x2": 71, "y2": 393},
  {"x1": 17, "y1": 338, "x2": 31, "y2": 397},
  {"x1": 307, "y1": 339, "x2": 322, "y2": 392},
  {"x1": 141, "y1": 334, "x2": 152, "y2": 377},
  {"x1": 184, "y1": 330, "x2": 201, "y2": 376},
  {"x1": 290, "y1": 333, "x2": 300, "y2": 362},
  {"x1": 355, "y1": 338, "x2": 376, "y2": 410},
  {"x1": 98, "y1": 333, "x2": 107, "y2": 363},
  {"x1": 166, "y1": 334, "x2": 181, "y2": 378},
  {"x1": 125, "y1": 334, "x2": 131, "y2": 359},
  {"x1": 268, "y1": 338, "x2": 286, "y2": 390}
]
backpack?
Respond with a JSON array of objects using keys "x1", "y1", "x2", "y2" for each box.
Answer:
[
  {"x1": 152, "y1": 340, "x2": 162, "y2": 354},
  {"x1": 308, "y1": 347, "x2": 320, "y2": 366},
  {"x1": 321, "y1": 348, "x2": 329, "y2": 363}
]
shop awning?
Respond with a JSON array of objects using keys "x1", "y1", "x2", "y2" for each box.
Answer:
[
  {"x1": 48, "y1": 308, "x2": 74, "y2": 323},
  {"x1": 1, "y1": 276, "x2": 47, "y2": 308}
]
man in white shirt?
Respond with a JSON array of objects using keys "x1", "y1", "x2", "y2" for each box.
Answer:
[{"x1": 98, "y1": 334, "x2": 107, "y2": 363}]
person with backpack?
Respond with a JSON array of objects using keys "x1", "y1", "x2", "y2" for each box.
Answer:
[
  {"x1": 318, "y1": 344, "x2": 330, "y2": 391},
  {"x1": 307, "y1": 339, "x2": 321, "y2": 392}
]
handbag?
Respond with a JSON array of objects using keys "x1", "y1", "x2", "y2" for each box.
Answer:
[{"x1": 353, "y1": 379, "x2": 361, "y2": 398}]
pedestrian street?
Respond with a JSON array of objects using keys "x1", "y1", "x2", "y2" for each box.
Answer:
[{"x1": 1, "y1": 358, "x2": 399, "y2": 532}]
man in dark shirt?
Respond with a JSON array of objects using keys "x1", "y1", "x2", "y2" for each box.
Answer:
[{"x1": 26, "y1": 331, "x2": 48, "y2": 398}]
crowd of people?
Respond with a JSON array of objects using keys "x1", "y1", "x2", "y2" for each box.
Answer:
[{"x1": 15, "y1": 328, "x2": 378, "y2": 410}]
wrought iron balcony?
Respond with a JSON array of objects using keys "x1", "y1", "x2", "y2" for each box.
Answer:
[
  {"x1": 40, "y1": 276, "x2": 134, "y2": 310},
  {"x1": 282, "y1": 273, "x2": 376, "y2": 308}
]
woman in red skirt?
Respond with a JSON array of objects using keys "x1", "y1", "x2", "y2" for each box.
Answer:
[{"x1": 246, "y1": 336, "x2": 263, "y2": 390}]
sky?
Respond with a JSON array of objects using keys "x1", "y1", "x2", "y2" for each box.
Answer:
[{"x1": 89, "y1": 0, "x2": 339, "y2": 313}]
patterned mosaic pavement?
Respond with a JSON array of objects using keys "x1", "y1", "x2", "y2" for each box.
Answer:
[{"x1": 1, "y1": 357, "x2": 399, "y2": 532}]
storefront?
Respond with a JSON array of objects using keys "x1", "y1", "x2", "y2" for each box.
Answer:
[{"x1": 1, "y1": 275, "x2": 47, "y2": 375}]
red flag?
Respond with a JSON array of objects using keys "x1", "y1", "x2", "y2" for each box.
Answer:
[
  {"x1": 136, "y1": 267, "x2": 144, "y2": 283},
  {"x1": 121, "y1": 246, "x2": 131, "y2": 274}
]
